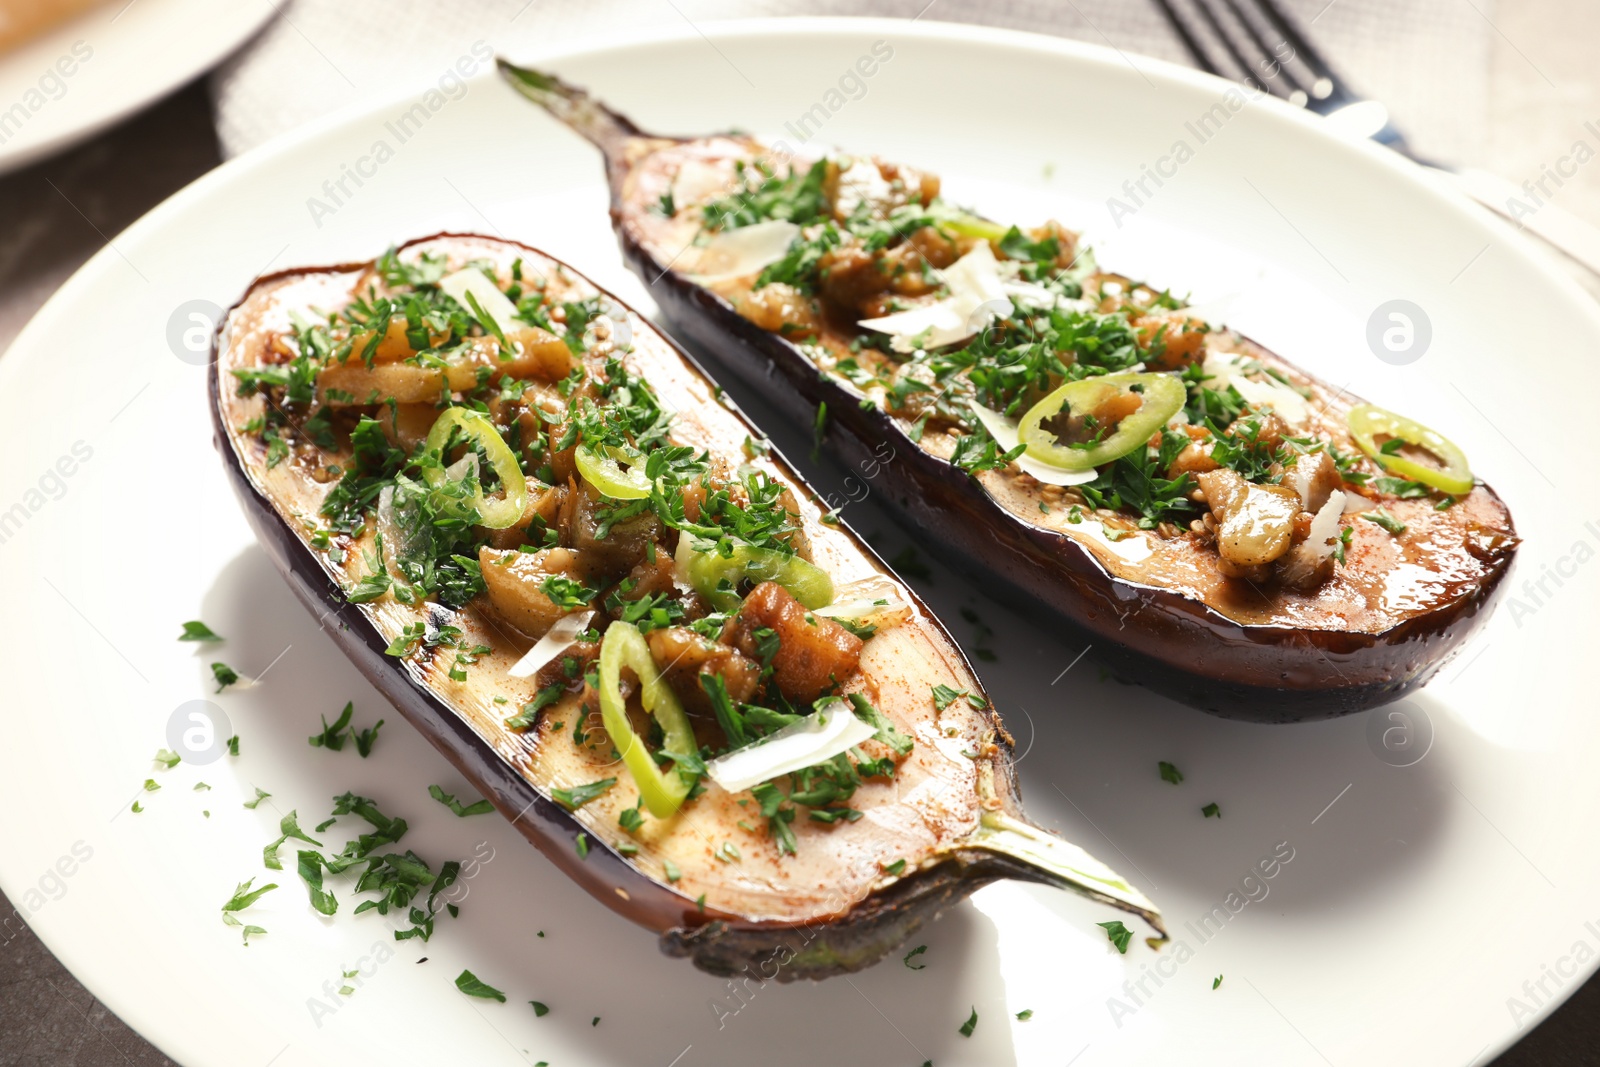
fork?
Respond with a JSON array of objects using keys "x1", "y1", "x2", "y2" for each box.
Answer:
[{"x1": 1153, "y1": 0, "x2": 1600, "y2": 278}]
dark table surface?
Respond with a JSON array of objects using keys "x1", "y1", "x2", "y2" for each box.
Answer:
[{"x1": 3, "y1": 32, "x2": 1600, "y2": 1065}]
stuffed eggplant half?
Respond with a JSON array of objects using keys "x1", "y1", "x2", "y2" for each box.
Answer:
[
  {"x1": 210, "y1": 233, "x2": 1163, "y2": 978},
  {"x1": 499, "y1": 64, "x2": 1521, "y2": 723}
]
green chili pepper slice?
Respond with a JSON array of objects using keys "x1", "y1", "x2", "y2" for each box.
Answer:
[
  {"x1": 1017, "y1": 372, "x2": 1187, "y2": 471},
  {"x1": 597, "y1": 621, "x2": 696, "y2": 818},
  {"x1": 575, "y1": 442, "x2": 651, "y2": 500},
  {"x1": 678, "y1": 536, "x2": 834, "y2": 613},
  {"x1": 422, "y1": 407, "x2": 528, "y2": 528},
  {"x1": 940, "y1": 212, "x2": 1009, "y2": 242},
  {"x1": 1346, "y1": 403, "x2": 1474, "y2": 496}
]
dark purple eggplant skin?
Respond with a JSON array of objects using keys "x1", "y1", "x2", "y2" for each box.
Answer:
[
  {"x1": 493, "y1": 65, "x2": 1518, "y2": 723},
  {"x1": 205, "y1": 242, "x2": 1119, "y2": 979}
]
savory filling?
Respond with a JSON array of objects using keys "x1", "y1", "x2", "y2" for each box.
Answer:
[
  {"x1": 661, "y1": 153, "x2": 1482, "y2": 593},
  {"x1": 231, "y1": 248, "x2": 926, "y2": 857}
]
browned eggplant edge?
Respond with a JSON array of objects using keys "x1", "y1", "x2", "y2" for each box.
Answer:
[
  {"x1": 206, "y1": 232, "x2": 1090, "y2": 979},
  {"x1": 620, "y1": 240, "x2": 1517, "y2": 724}
]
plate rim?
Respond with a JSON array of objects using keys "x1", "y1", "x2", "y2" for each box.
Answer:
[{"x1": 3, "y1": 16, "x2": 1596, "y2": 1065}]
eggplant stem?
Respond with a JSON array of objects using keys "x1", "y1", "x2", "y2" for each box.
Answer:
[
  {"x1": 968, "y1": 810, "x2": 1168, "y2": 944},
  {"x1": 495, "y1": 60, "x2": 644, "y2": 160}
]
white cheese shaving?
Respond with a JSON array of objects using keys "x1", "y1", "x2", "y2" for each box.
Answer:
[
  {"x1": 859, "y1": 243, "x2": 1012, "y2": 352},
  {"x1": 1342, "y1": 491, "x2": 1374, "y2": 515},
  {"x1": 1201, "y1": 348, "x2": 1310, "y2": 428},
  {"x1": 813, "y1": 577, "x2": 912, "y2": 630},
  {"x1": 967, "y1": 401, "x2": 1098, "y2": 487},
  {"x1": 704, "y1": 699, "x2": 881, "y2": 794},
  {"x1": 439, "y1": 268, "x2": 521, "y2": 335},
  {"x1": 507, "y1": 610, "x2": 594, "y2": 679},
  {"x1": 672, "y1": 158, "x2": 731, "y2": 208},
  {"x1": 687, "y1": 220, "x2": 800, "y2": 282},
  {"x1": 1307, "y1": 490, "x2": 1347, "y2": 560}
]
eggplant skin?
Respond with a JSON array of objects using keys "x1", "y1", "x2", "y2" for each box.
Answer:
[
  {"x1": 624, "y1": 251, "x2": 1516, "y2": 723},
  {"x1": 206, "y1": 235, "x2": 1072, "y2": 978}
]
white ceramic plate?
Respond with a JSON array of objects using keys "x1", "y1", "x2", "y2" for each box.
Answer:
[
  {"x1": 2, "y1": 18, "x2": 1595, "y2": 1067},
  {"x1": 0, "y1": 0, "x2": 274, "y2": 175}
]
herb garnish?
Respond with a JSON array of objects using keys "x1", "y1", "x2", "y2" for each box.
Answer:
[
  {"x1": 454, "y1": 970, "x2": 507, "y2": 1002},
  {"x1": 179, "y1": 620, "x2": 223, "y2": 642},
  {"x1": 429, "y1": 784, "x2": 495, "y2": 817},
  {"x1": 1098, "y1": 919, "x2": 1133, "y2": 953}
]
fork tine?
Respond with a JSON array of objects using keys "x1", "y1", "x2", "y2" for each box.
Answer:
[
  {"x1": 1220, "y1": 0, "x2": 1310, "y2": 96},
  {"x1": 1245, "y1": 0, "x2": 1350, "y2": 99},
  {"x1": 1151, "y1": 0, "x2": 1222, "y2": 74},
  {"x1": 1187, "y1": 0, "x2": 1269, "y2": 94}
]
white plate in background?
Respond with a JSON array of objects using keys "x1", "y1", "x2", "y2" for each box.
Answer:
[
  {"x1": 0, "y1": 0, "x2": 275, "y2": 174},
  {"x1": 0, "y1": 18, "x2": 1595, "y2": 1067}
]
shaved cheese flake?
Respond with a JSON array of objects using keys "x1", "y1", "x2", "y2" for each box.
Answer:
[
  {"x1": 1202, "y1": 348, "x2": 1309, "y2": 427},
  {"x1": 814, "y1": 576, "x2": 912, "y2": 630},
  {"x1": 1229, "y1": 373, "x2": 1310, "y2": 427},
  {"x1": 1307, "y1": 490, "x2": 1347, "y2": 560},
  {"x1": 1342, "y1": 491, "x2": 1375, "y2": 515},
  {"x1": 508, "y1": 610, "x2": 595, "y2": 679},
  {"x1": 968, "y1": 401, "x2": 1098, "y2": 487},
  {"x1": 439, "y1": 268, "x2": 521, "y2": 335},
  {"x1": 860, "y1": 243, "x2": 1013, "y2": 352},
  {"x1": 704, "y1": 699, "x2": 880, "y2": 794},
  {"x1": 688, "y1": 220, "x2": 800, "y2": 282},
  {"x1": 672, "y1": 157, "x2": 732, "y2": 207}
]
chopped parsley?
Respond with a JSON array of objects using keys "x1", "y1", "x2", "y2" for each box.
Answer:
[
  {"x1": 1158, "y1": 761, "x2": 1183, "y2": 785},
  {"x1": 959, "y1": 1007, "x2": 979, "y2": 1037},
  {"x1": 179, "y1": 620, "x2": 223, "y2": 642},
  {"x1": 210, "y1": 662, "x2": 241, "y2": 692},
  {"x1": 1098, "y1": 920, "x2": 1134, "y2": 953},
  {"x1": 454, "y1": 970, "x2": 507, "y2": 1002},
  {"x1": 903, "y1": 944, "x2": 928, "y2": 970},
  {"x1": 549, "y1": 778, "x2": 617, "y2": 812},
  {"x1": 1362, "y1": 510, "x2": 1408, "y2": 536},
  {"x1": 1202, "y1": 802, "x2": 1221, "y2": 819},
  {"x1": 309, "y1": 702, "x2": 355, "y2": 750},
  {"x1": 931, "y1": 684, "x2": 985, "y2": 712},
  {"x1": 429, "y1": 784, "x2": 495, "y2": 817}
]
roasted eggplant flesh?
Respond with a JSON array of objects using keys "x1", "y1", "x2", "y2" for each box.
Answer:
[
  {"x1": 211, "y1": 233, "x2": 1162, "y2": 977},
  {"x1": 499, "y1": 64, "x2": 1520, "y2": 720}
]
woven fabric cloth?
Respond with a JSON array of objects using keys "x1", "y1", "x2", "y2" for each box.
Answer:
[{"x1": 209, "y1": 0, "x2": 1492, "y2": 166}]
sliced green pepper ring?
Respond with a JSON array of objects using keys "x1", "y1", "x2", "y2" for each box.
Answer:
[
  {"x1": 677, "y1": 536, "x2": 834, "y2": 614},
  {"x1": 422, "y1": 407, "x2": 529, "y2": 529},
  {"x1": 1017, "y1": 372, "x2": 1187, "y2": 471},
  {"x1": 1346, "y1": 403, "x2": 1474, "y2": 496},
  {"x1": 940, "y1": 212, "x2": 1008, "y2": 242},
  {"x1": 597, "y1": 621, "x2": 696, "y2": 818},
  {"x1": 575, "y1": 442, "x2": 651, "y2": 500}
]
